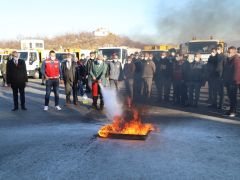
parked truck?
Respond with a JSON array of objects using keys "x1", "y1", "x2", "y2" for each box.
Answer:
[{"x1": 180, "y1": 38, "x2": 227, "y2": 62}]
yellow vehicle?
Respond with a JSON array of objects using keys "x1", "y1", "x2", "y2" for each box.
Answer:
[
  {"x1": 58, "y1": 48, "x2": 92, "y2": 60},
  {"x1": 144, "y1": 44, "x2": 178, "y2": 51},
  {"x1": 142, "y1": 44, "x2": 179, "y2": 58}
]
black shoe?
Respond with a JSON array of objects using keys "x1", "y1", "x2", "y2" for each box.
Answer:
[
  {"x1": 217, "y1": 106, "x2": 222, "y2": 110},
  {"x1": 21, "y1": 107, "x2": 27, "y2": 110},
  {"x1": 12, "y1": 108, "x2": 18, "y2": 111}
]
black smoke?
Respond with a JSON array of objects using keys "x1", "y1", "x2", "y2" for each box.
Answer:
[{"x1": 134, "y1": 0, "x2": 240, "y2": 45}]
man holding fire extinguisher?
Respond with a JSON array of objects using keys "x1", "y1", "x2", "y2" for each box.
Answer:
[{"x1": 89, "y1": 54, "x2": 108, "y2": 110}]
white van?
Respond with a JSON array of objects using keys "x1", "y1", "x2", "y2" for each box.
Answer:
[{"x1": 17, "y1": 50, "x2": 40, "y2": 79}]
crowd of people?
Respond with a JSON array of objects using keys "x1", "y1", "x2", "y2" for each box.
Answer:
[{"x1": 2, "y1": 45, "x2": 240, "y2": 118}]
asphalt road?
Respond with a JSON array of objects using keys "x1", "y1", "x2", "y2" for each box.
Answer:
[{"x1": 0, "y1": 79, "x2": 240, "y2": 180}]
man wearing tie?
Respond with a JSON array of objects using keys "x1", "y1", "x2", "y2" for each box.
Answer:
[
  {"x1": 61, "y1": 53, "x2": 79, "y2": 105},
  {"x1": 6, "y1": 51, "x2": 28, "y2": 111}
]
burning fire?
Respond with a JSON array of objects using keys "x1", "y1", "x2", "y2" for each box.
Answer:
[{"x1": 98, "y1": 106, "x2": 155, "y2": 138}]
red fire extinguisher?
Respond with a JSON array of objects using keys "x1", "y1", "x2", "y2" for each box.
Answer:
[{"x1": 92, "y1": 81, "x2": 99, "y2": 97}]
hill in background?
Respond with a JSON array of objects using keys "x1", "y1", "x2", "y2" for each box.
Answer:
[{"x1": 0, "y1": 32, "x2": 146, "y2": 50}]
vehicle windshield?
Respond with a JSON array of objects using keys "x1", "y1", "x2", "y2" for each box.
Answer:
[
  {"x1": 18, "y1": 52, "x2": 28, "y2": 61},
  {"x1": 188, "y1": 41, "x2": 218, "y2": 54},
  {"x1": 98, "y1": 49, "x2": 121, "y2": 60},
  {"x1": 56, "y1": 53, "x2": 75, "y2": 63}
]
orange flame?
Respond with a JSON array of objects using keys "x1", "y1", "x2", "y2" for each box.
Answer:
[{"x1": 98, "y1": 107, "x2": 155, "y2": 138}]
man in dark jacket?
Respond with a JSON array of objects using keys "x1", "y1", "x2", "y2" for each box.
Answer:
[
  {"x1": 77, "y1": 54, "x2": 87, "y2": 96},
  {"x1": 210, "y1": 45, "x2": 226, "y2": 109},
  {"x1": 223, "y1": 46, "x2": 240, "y2": 117},
  {"x1": 61, "y1": 53, "x2": 79, "y2": 105},
  {"x1": 6, "y1": 51, "x2": 28, "y2": 111},
  {"x1": 172, "y1": 54, "x2": 185, "y2": 105},
  {"x1": 141, "y1": 53, "x2": 156, "y2": 99},
  {"x1": 124, "y1": 56, "x2": 136, "y2": 100},
  {"x1": 207, "y1": 48, "x2": 217, "y2": 105},
  {"x1": 182, "y1": 54, "x2": 190, "y2": 106},
  {"x1": 154, "y1": 52, "x2": 172, "y2": 102},
  {"x1": 85, "y1": 52, "x2": 96, "y2": 93},
  {"x1": 133, "y1": 53, "x2": 144, "y2": 100},
  {"x1": 188, "y1": 53, "x2": 205, "y2": 107}
]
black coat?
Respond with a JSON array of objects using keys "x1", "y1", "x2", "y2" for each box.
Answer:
[
  {"x1": 6, "y1": 58, "x2": 28, "y2": 88},
  {"x1": 207, "y1": 55, "x2": 217, "y2": 79},
  {"x1": 223, "y1": 57, "x2": 235, "y2": 84},
  {"x1": 154, "y1": 57, "x2": 173, "y2": 79},
  {"x1": 214, "y1": 53, "x2": 227, "y2": 78},
  {"x1": 189, "y1": 60, "x2": 205, "y2": 84},
  {"x1": 61, "y1": 61, "x2": 79, "y2": 84}
]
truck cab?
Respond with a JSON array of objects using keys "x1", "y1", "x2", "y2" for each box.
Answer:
[{"x1": 181, "y1": 39, "x2": 227, "y2": 62}]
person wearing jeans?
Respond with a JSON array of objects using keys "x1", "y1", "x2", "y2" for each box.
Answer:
[{"x1": 41, "y1": 50, "x2": 63, "y2": 111}]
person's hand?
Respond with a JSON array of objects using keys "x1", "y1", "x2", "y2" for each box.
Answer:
[
  {"x1": 93, "y1": 77, "x2": 96, "y2": 81},
  {"x1": 60, "y1": 79, "x2": 64, "y2": 84},
  {"x1": 45, "y1": 76, "x2": 49, "y2": 80}
]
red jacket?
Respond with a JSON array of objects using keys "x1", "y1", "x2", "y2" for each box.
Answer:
[
  {"x1": 234, "y1": 54, "x2": 240, "y2": 85},
  {"x1": 45, "y1": 59, "x2": 60, "y2": 78}
]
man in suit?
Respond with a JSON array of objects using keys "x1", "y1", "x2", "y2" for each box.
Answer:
[
  {"x1": 61, "y1": 53, "x2": 79, "y2": 105},
  {"x1": 6, "y1": 51, "x2": 28, "y2": 111}
]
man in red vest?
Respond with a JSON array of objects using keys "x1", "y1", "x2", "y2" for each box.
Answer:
[{"x1": 41, "y1": 50, "x2": 63, "y2": 111}]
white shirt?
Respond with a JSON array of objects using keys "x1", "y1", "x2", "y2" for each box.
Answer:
[
  {"x1": 14, "y1": 59, "x2": 18, "y2": 65},
  {"x1": 67, "y1": 61, "x2": 71, "y2": 69}
]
